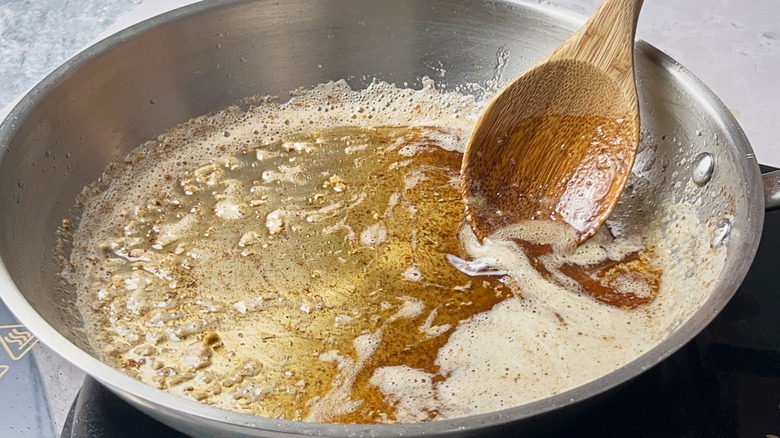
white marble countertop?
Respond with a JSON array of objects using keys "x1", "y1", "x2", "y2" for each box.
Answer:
[{"x1": 1, "y1": 0, "x2": 778, "y2": 164}]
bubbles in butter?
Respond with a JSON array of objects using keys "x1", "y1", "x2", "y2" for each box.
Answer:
[{"x1": 61, "y1": 79, "x2": 727, "y2": 424}]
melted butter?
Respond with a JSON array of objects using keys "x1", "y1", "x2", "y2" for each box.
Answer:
[
  {"x1": 558, "y1": 250, "x2": 660, "y2": 308},
  {"x1": 510, "y1": 239, "x2": 660, "y2": 309},
  {"x1": 71, "y1": 125, "x2": 512, "y2": 422},
  {"x1": 64, "y1": 80, "x2": 726, "y2": 424}
]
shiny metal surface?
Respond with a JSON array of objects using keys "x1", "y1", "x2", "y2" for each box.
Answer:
[
  {"x1": 691, "y1": 152, "x2": 715, "y2": 186},
  {"x1": 0, "y1": 0, "x2": 766, "y2": 436},
  {"x1": 763, "y1": 170, "x2": 780, "y2": 210}
]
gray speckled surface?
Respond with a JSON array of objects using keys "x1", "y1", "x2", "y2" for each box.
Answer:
[{"x1": 0, "y1": 0, "x2": 137, "y2": 107}]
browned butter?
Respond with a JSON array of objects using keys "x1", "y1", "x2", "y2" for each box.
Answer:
[{"x1": 62, "y1": 80, "x2": 724, "y2": 424}]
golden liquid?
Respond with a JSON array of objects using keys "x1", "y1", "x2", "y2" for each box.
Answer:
[
  {"x1": 82, "y1": 125, "x2": 512, "y2": 422},
  {"x1": 66, "y1": 81, "x2": 728, "y2": 425}
]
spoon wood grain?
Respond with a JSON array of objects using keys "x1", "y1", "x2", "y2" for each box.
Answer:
[{"x1": 461, "y1": 0, "x2": 644, "y2": 244}]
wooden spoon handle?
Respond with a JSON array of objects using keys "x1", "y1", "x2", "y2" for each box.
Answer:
[{"x1": 551, "y1": 0, "x2": 644, "y2": 100}]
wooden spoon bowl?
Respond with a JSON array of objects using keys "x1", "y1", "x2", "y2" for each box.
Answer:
[{"x1": 461, "y1": 0, "x2": 644, "y2": 244}]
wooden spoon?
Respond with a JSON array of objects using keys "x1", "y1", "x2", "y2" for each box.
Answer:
[{"x1": 461, "y1": 0, "x2": 644, "y2": 244}]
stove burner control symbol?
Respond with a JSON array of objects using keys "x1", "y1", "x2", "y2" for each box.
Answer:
[{"x1": 0, "y1": 325, "x2": 37, "y2": 360}]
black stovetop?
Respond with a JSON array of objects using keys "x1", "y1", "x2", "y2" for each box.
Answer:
[{"x1": 3, "y1": 190, "x2": 780, "y2": 438}]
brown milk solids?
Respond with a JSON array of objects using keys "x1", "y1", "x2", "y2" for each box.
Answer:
[{"x1": 61, "y1": 80, "x2": 726, "y2": 423}]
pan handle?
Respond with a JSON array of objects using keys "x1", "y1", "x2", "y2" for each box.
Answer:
[{"x1": 762, "y1": 169, "x2": 780, "y2": 210}]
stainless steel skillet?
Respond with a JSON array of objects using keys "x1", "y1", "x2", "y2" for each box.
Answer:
[{"x1": 0, "y1": 0, "x2": 777, "y2": 436}]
